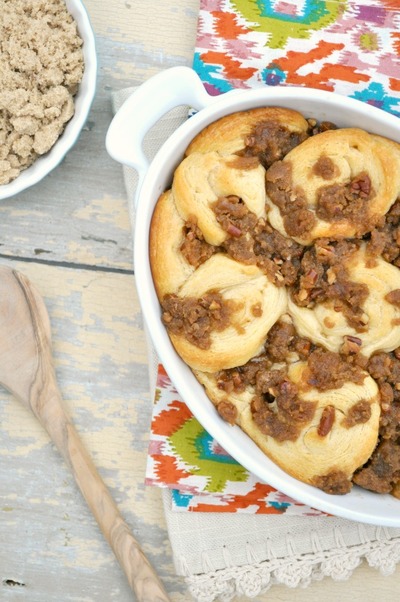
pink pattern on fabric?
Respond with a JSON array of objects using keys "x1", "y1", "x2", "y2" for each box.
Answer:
[{"x1": 146, "y1": 366, "x2": 326, "y2": 514}]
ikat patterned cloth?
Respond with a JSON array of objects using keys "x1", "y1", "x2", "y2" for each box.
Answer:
[
  {"x1": 145, "y1": 365, "x2": 326, "y2": 514},
  {"x1": 194, "y1": 0, "x2": 400, "y2": 115},
  {"x1": 145, "y1": 0, "x2": 400, "y2": 513}
]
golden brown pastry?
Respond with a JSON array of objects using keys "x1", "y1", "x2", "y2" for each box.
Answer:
[
  {"x1": 149, "y1": 190, "x2": 195, "y2": 297},
  {"x1": 149, "y1": 105, "x2": 400, "y2": 497},
  {"x1": 185, "y1": 106, "x2": 310, "y2": 159},
  {"x1": 266, "y1": 128, "x2": 400, "y2": 245},
  {"x1": 172, "y1": 151, "x2": 267, "y2": 245},
  {"x1": 162, "y1": 254, "x2": 287, "y2": 372},
  {"x1": 288, "y1": 244, "x2": 400, "y2": 357},
  {"x1": 391, "y1": 481, "x2": 400, "y2": 499},
  {"x1": 195, "y1": 359, "x2": 380, "y2": 494}
]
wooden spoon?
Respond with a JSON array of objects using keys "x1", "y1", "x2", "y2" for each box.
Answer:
[{"x1": 0, "y1": 266, "x2": 170, "y2": 602}]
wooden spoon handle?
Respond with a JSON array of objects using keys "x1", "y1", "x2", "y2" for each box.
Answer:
[
  {"x1": 3, "y1": 269, "x2": 170, "y2": 600},
  {"x1": 40, "y1": 378, "x2": 170, "y2": 602}
]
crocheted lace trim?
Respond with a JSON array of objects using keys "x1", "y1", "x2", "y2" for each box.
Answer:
[{"x1": 183, "y1": 536, "x2": 400, "y2": 602}]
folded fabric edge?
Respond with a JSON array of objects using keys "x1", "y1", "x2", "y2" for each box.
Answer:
[
  {"x1": 162, "y1": 489, "x2": 400, "y2": 579},
  {"x1": 183, "y1": 539, "x2": 400, "y2": 602}
]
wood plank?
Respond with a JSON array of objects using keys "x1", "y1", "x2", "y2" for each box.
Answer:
[
  {"x1": 0, "y1": 1, "x2": 199, "y2": 269},
  {"x1": 0, "y1": 259, "x2": 186, "y2": 600}
]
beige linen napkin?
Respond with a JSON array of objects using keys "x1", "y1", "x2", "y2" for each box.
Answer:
[{"x1": 112, "y1": 87, "x2": 400, "y2": 602}]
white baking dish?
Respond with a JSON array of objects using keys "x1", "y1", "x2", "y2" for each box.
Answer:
[{"x1": 106, "y1": 66, "x2": 400, "y2": 526}]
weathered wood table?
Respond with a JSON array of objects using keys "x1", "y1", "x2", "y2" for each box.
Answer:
[{"x1": 1, "y1": 2, "x2": 399, "y2": 600}]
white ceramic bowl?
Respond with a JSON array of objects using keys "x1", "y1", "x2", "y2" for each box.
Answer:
[
  {"x1": 106, "y1": 66, "x2": 400, "y2": 526},
  {"x1": 0, "y1": 0, "x2": 97, "y2": 200}
]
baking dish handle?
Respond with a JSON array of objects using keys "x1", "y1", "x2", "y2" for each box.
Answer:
[{"x1": 106, "y1": 66, "x2": 215, "y2": 179}]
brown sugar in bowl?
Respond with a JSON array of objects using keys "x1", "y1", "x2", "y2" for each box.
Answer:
[{"x1": 0, "y1": 0, "x2": 97, "y2": 200}]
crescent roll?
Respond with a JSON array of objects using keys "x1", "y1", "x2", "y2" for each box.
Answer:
[
  {"x1": 164, "y1": 254, "x2": 287, "y2": 372},
  {"x1": 149, "y1": 106, "x2": 400, "y2": 497},
  {"x1": 149, "y1": 190, "x2": 195, "y2": 297},
  {"x1": 185, "y1": 106, "x2": 310, "y2": 160},
  {"x1": 288, "y1": 244, "x2": 400, "y2": 357},
  {"x1": 172, "y1": 151, "x2": 267, "y2": 246},
  {"x1": 195, "y1": 360, "x2": 380, "y2": 493},
  {"x1": 266, "y1": 128, "x2": 400, "y2": 245}
]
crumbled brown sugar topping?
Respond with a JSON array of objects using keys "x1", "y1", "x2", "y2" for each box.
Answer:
[{"x1": 154, "y1": 111, "x2": 400, "y2": 496}]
